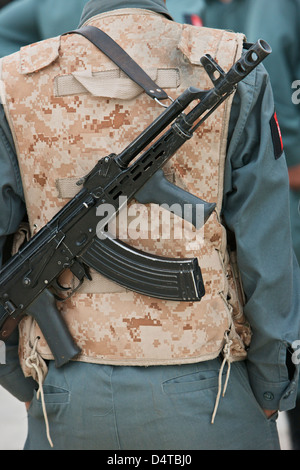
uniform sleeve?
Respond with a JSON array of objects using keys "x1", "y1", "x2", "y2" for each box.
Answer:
[
  {"x1": 246, "y1": 0, "x2": 300, "y2": 169},
  {"x1": 223, "y1": 63, "x2": 300, "y2": 411},
  {"x1": 0, "y1": 104, "x2": 36, "y2": 402}
]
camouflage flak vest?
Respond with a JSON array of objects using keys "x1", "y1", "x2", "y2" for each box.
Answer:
[{"x1": 0, "y1": 9, "x2": 251, "y2": 378}]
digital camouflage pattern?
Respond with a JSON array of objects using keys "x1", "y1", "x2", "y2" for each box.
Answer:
[{"x1": 0, "y1": 9, "x2": 251, "y2": 376}]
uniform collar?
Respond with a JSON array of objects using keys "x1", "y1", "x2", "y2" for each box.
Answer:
[{"x1": 79, "y1": 0, "x2": 173, "y2": 27}]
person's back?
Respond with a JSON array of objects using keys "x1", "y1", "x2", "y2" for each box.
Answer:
[{"x1": 0, "y1": 0, "x2": 299, "y2": 450}]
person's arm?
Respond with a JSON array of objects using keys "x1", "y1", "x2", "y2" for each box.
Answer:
[
  {"x1": 223, "y1": 63, "x2": 300, "y2": 412},
  {"x1": 0, "y1": 103, "x2": 36, "y2": 401},
  {"x1": 247, "y1": 0, "x2": 300, "y2": 173}
]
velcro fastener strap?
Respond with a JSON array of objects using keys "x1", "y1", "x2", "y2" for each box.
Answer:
[{"x1": 63, "y1": 25, "x2": 168, "y2": 101}]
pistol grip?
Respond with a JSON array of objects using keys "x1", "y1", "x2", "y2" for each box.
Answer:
[
  {"x1": 26, "y1": 289, "x2": 80, "y2": 368},
  {"x1": 135, "y1": 169, "x2": 216, "y2": 228}
]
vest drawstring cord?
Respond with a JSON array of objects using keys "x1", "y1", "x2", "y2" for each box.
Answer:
[
  {"x1": 25, "y1": 337, "x2": 54, "y2": 448},
  {"x1": 211, "y1": 332, "x2": 233, "y2": 424}
]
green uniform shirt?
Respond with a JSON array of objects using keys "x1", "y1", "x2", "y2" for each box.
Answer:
[{"x1": 0, "y1": 0, "x2": 299, "y2": 413}]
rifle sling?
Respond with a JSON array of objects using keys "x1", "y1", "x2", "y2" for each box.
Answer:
[{"x1": 63, "y1": 25, "x2": 169, "y2": 101}]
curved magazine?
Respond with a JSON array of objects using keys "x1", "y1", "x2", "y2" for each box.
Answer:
[{"x1": 79, "y1": 234, "x2": 205, "y2": 301}]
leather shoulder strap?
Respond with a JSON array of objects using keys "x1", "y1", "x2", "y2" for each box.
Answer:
[{"x1": 63, "y1": 25, "x2": 168, "y2": 101}]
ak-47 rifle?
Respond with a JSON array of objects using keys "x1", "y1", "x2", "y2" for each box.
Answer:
[{"x1": 0, "y1": 39, "x2": 271, "y2": 367}]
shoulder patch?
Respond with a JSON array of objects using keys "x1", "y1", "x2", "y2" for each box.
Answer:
[{"x1": 270, "y1": 111, "x2": 283, "y2": 159}]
